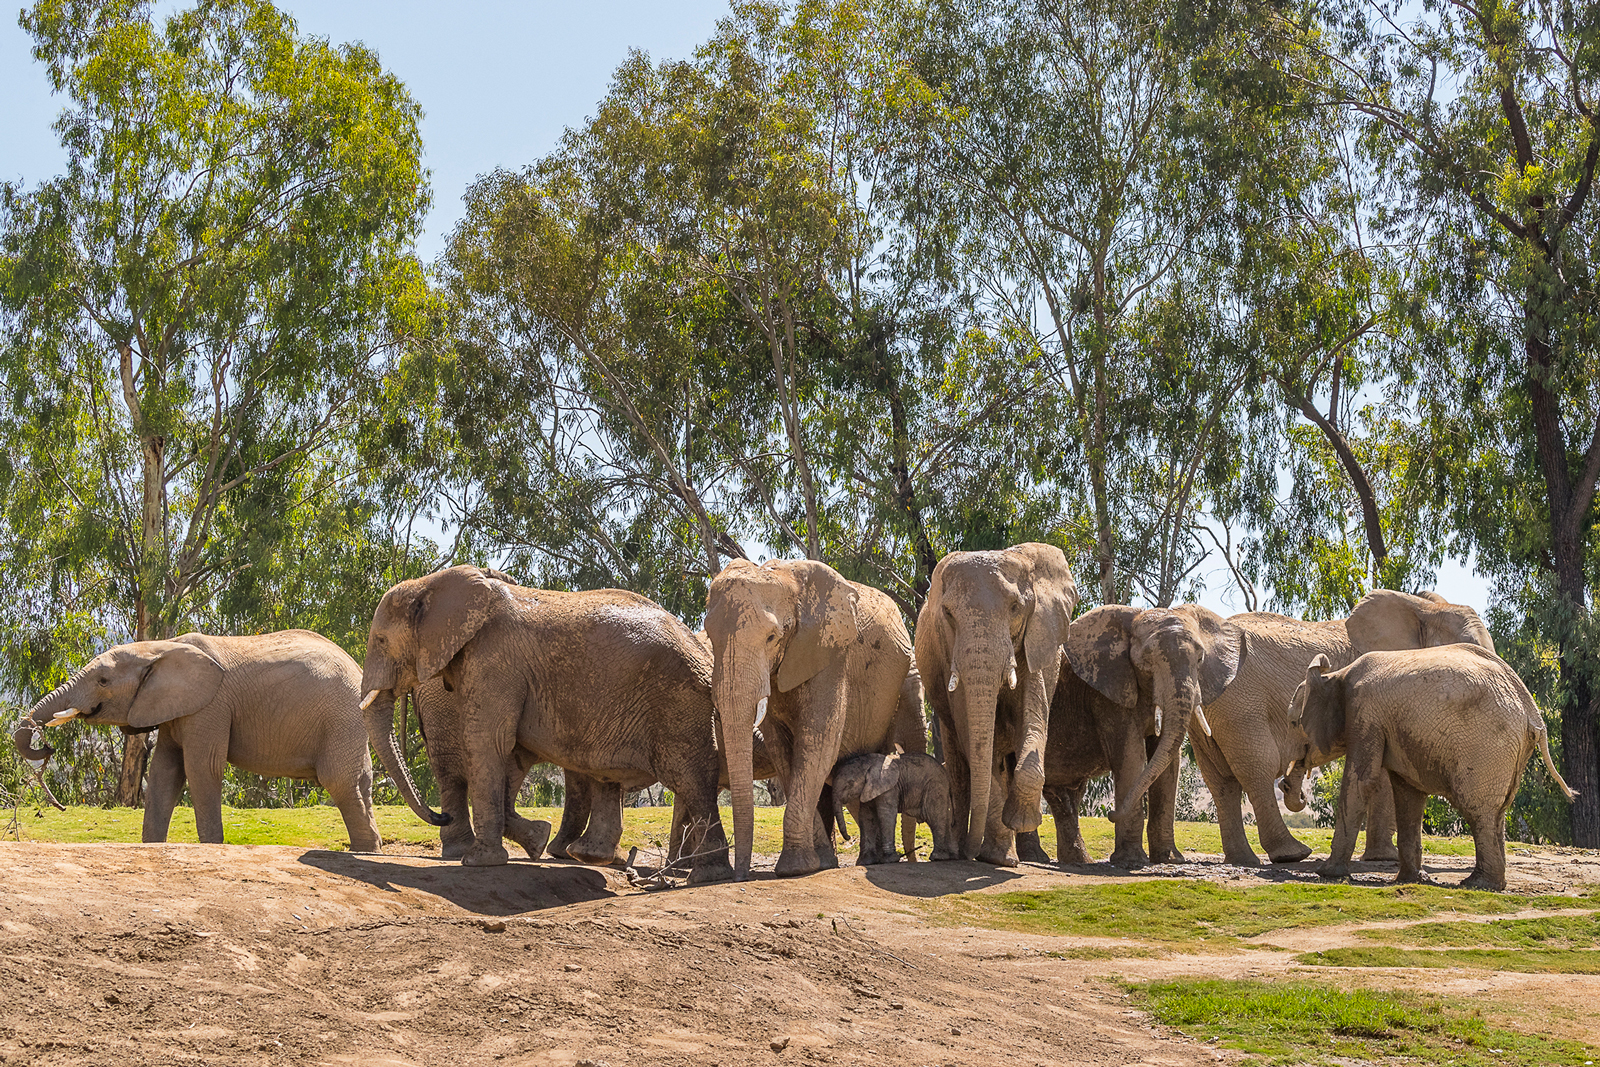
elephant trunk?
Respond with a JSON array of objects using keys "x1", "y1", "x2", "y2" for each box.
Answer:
[
  {"x1": 11, "y1": 669, "x2": 91, "y2": 764},
  {"x1": 363, "y1": 686, "x2": 449, "y2": 827},
  {"x1": 716, "y1": 651, "x2": 770, "y2": 881},
  {"x1": 1108, "y1": 682, "x2": 1196, "y2": 823},
  {"x1": 953, "y1": 658, "x2": 1004, "y2": 861}
]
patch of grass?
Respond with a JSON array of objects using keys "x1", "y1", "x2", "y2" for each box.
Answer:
[
  {"x1": 1356, "y1": 912, "x2": 1600, "y2": 949},
  {"x1": 925, "y1": 881, "x2": 1587, "y2": 945},
  {"x1": 1033, "y1": 817, "x2": 1485, "y2": 862},
  {"x1": 1297, "y1": 947, "x2": 1600, "y2": 974},
  {"x1": 1129, "y1": 978, "x2": 1600, "y2": 1066}
]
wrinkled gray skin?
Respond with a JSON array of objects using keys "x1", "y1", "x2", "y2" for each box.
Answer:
[
  {"x1": 1062, "y1": 605, "x2": 1243, "y2": 860},
  {"x1": 831, "y1": 751, "x2": 958, "y2": 864},
  {"x1": 915, "y1": 544, "x2": 1079, "y2": 866},
  {"x1": 362, "y1": 566, "x2": 730, "y2": 882},
  {"x1": 12, "y1": 631, "x2": 380, "y2": 851},
  {"x1": 1289, "y1": 644, "x2": 1575, "y2": 891},
  {"x1": 705, "y1": 559, "x2": 919, "y2": 881},
  {"x1": 1015, "y1": 655, "x2": 1179, "y2": 869},
  {"x1": 400, "y1": 678, "x2": 552, "y2": 861}
]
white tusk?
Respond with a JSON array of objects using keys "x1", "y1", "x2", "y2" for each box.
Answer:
[
  {"x1": 947, "y1": 670, "x2": 960, "y2": 692},
  {"x1": 755, "y1": 697, "x2": 768, "y2": 729},
  {"x1": 359, "y1": 690, "x2": 381, "y2": 711},
  {"x1": 1194, "y1": 703, "x2": 1213, "y2": 738},
  {"x1": 46, "y1": 709, "x2": 80, "y2": 726},
  {"x1": 1007, "y1": 665, "x2": 1018, "y2": 690},
  {"x1": 1153, "y1": 705, "x2": 1163, "y2": 737}
]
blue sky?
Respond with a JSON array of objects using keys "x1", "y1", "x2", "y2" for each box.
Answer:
[{"x1": 0, "y1": 2, "x2": 1494, "y2": 614}]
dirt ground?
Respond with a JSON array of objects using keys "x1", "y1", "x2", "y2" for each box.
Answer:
[{"x1": 1, "y1": 841, "x2": 1598, "y2": 1067}]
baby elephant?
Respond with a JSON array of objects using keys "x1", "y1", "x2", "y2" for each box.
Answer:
[
  {"x1": 1289, "y1": 643, "x2": 1576, "y2": 891},
  {"x1": 832, "y1": 751, "x2": 958, "y2": 864}
]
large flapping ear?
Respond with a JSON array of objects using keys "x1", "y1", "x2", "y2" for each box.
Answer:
[
  {"x1": 1304, "y1": 656, "x2": 1347, "y2": 757},
  {"x1": 1063, "y1": 605, "x2": 1141, "y2": 707},
  {"x1": 1346, "y1": 589, "x2": 1424, "y2": 654},
  {"x1": 862, "y1": 752, "x2": 901, "y2": 803},
  {"x1": 126, "y1": 642, "x2": 226, "y2": 729},
  {"x1": 1192, "y1": 609, "x2": 1246, "y2": 705},
  {"x1": 1012, "y1": 543, "x2": 1079, "y2": 674},
  {"x1": 416, "y1": 566, "x2": 510, "y2": 682},
  {"x1": 774, "y1": 561, "x2": 860, "y2": 693}
]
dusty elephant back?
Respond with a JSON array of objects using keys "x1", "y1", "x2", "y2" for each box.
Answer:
[
  {"x1": 836, "y1": 580, "x2": 914, "y2": 759},
  {"x1": 1203, "y1": 612, "x2": 1353, "y2": 759}
]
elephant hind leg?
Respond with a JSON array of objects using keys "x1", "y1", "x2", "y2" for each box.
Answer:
[
  {"x1": 568, "y1": 780, "x2": 626, "y2": 867},
  {"x1": 1460, "y1": 800, "x2": 1509, "y2": 892},
  {"x1": 548, "y1": 770, "x2": 593, "y2": 859},
  {"x1": 322, "y1": 759, "x2": 382, "y2": 854},
  {"x1": 673, "y1": 776, "x2": 732, "y2": 886},
  {"x1": 1388, "y1": 774, "x2": 1428, "y2": 885},
  {"x1": 1360, "y1": 775, "x2": 1401, "y2": 862}
]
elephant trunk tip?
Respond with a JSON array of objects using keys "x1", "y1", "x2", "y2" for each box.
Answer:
[{"x1": 430, "y1": 811, "x2": 452, "y2": 827}]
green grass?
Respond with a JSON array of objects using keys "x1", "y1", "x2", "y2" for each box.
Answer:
[
  {"x1": 1355, "y1": 912, "x2": 1600, "y2": 948},
  {"x1": 1128, "y1": 978, "x2": 1600, "y2": 1066},
  {"x1": 1036, "y1": 816, "x2": 1483, "y2": 859},
  {"x1": 924, "y1": 881, "x2": 1588, "y2": 945},
  {"x1": 1297, "y1": 947, "x2": 1600, "y2": 974}
]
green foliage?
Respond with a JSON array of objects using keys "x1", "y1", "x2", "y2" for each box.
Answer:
[
  {"x1": 1298, "y1": 946, "x2": 1600, "y2": 975},
  {"x1": 1129, "y1": 979, "x2": 1600, "y2": 1066}
]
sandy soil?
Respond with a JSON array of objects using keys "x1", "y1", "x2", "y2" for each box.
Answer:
[{"x1": 0, "y1": 841, "x2": 1596, "y2": 1066}]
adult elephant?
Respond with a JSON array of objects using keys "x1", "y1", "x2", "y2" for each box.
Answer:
[
  {"x1": 11, "y1": 631, "x2": 380, "y2": 851},
  {"x1": 705, "y1": 558, "x2": 917, "y2": 880},
  {"x1": 1073, "y1": 591, "x2": 1494, "y2": 867},
  {"x1": 915, "y1": 543, "x2": 1079, "y2": 865},
  {"x1": 1015, "y1": 652, "x2": 1179, "y2": 868},
  {"x1": 361, "y1": 566, "x2": 730, "y2": 882}
]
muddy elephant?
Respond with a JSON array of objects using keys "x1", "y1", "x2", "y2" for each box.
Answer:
[
  {"x1": 915, "y1": 543, "x2": 1079, "y2": 865},
  {"x1": 361, "y1": 566, "x2": 730, "y2": 882},
  {"x1": 705, "y1": 558, "x2": 919, "y2": 880},
  {"x1": 11, "y1": 631, "x2": 380, "y2": 851},
  {"x1": 832, "y1": 750, "x2": 957, "y2": 864},
  {"x1": 1289, "y1": 644, "x2": 1575, "y2": 890},
  {"x1": 1015, "y1": 654, "x2": 1180, "y2": 868}
]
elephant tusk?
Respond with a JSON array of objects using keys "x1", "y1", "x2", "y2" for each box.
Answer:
[
  {"x1": 1194, "y1": 703, "x2": 1213, "y2": 738},
  {"x1": 755, "y1": 697, "x2": 768, "y2": 729},
  {"x1": 46, "y1": 709, "x2": 80, "y2": 726},
  {"x1": 1153, "y1": 705, "x2": 1163, "y2": 737},
  {"x1": 947, "y1": 669, "x2": 960, "y2": 693},
  {"x1": 1007, "y1": 665, "x2": 1018, "y2": 690},
  {"x1": 360, "y1": 690, "x2": 381, "y2": 711}
]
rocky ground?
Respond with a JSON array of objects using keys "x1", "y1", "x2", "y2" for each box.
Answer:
[{"x1": 0, "y1": 840, "x2": 1597, "y2": 1066}]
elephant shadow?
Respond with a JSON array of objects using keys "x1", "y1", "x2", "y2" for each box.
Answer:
[
  {"x1": 859, "y1": 859, "x2": 1027, "y2": 898},
  {"x1": 296, "y1": 851, "x2": 616, "y2": 916}
]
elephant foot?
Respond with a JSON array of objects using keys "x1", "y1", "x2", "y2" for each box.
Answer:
[
  {"x1": 461, "y1": 842, "x2": 509, "y2": 867},
  {"x1": 1361, "y1": 844, "x2": 1400, "y2": 862},
  {"x1": 1015, "y1": 833, "x2": 1052, "y2": 864},
  {"x1": 507, "y1": 818, "x2": 553, "y2": 860},
  {"x1": 1224, "y1": 850, "x2": 1264, "y2": 867},
  {"x1": 1395, "y1": 868, "x2": 1432, "y2": 886},
  {"x1": 1149, "y1": 846, "x2": 1184, "y2": 864},
  {"x1": 440, "y1": 837, "x2": 473, "y2": 861},
  {"x1": 568, "y1": 842, "x2": 627, "y2": 867},
  {"x1": 774, "y1": 847, "x2": 823, "y2": 878},
  {"x1": 1315, "y1": 861, "x2": 1349, "y2": 882},
  {"x1": 348, "y1": 834, "x2": 382, "y2": 854},
  {"x1": 686, "y1": 853, "x2": 735, "y2": 886},
  {"x1": 1003, "y1": 797, "x2": 1043, "y2": 833},
  {"x1": 1108, "y1": 846, "x2": 1149, "y2": 870},
  {"x1": 1458, "y1": 871, "x2": 1504, "y2": 893},
  {"x1": 1268, "y1": 841, "x2": 1314, "y2": 864},
  {"x1": 930, "y1": 848, "x2": 959, "y2": 861},
  {"x1": 977, "y1": 846, "x2": 1019, "y2": 867}
]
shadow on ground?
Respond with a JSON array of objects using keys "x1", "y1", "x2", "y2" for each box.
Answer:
[
  {"x1": 297, "y1": 851, "x2": 616, "y2": 915},
  {"x1": 861, "y1": 859, "x2": 1027, "y2": 897}
]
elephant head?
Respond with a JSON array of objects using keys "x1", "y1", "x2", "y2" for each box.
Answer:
[
  {"x1": 10, "y1": 640, "x2": 225, "y2": 767},
  {"x1": 918, "y1": 543, "x2": 1078, "y2": 859},
  {"x1": 1064, "y1": 603, "x2": 1244, "y2": 820},
  {"x1": 361, "y1": 565, "x2": 514, "y2": 828},
  {"x1": 1287, "y1": 653, "x2": 1346, "y2": 760},
  {"x1": 1347, "y1": 589, "x2": 1494, "y2": 654},
  {"x1": 704, "y1": 558, "x2": 860, "y2": 879}
]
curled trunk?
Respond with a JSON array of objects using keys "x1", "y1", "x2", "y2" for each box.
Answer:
[
  {"x1": 363, "y1": 687, "x2": 448, "y2": 826},
  {"x1": 1109, "y1": 694, "x2": 1193, "y2": 823},
  {"x1": 11, "y1": 673, "x2": 87, "y2": 763}
]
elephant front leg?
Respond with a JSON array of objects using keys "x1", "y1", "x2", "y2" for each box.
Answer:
[
  {"x1": 1248, "y1": 771, "x2": 1313, "y2": 864},
  {"x1": 461, "y1": 705, "x2": 517, "y2": 867},
  {"x1": 502, "y1": 751, "x2": 551, "y2": 860},
  {"x1": 1145, "y1": 749, "x2": 1184, "y2": 863},
  {"x1": 977, "y1": 755, "x2": 1018, "y2": 867},
  {"x1": 1318, "y1": 757, "x2": 1379, "y2": 882},
  {"x1": 774, "y1": 686, "x2": 848, "y2": 878},
  {"x1": 436, "y1": 769, "x2": 476, "y2": 859},
  {"x1": 142, "y1": 732, "x2": 186, "y2": 844},
  {"x1": 1108, "y1": 738, "x2": 1152, "y2": 869},
  {"x1": 549, "y1": 770, "x2": 593, "y2": 859},
  {"x1": 181, "y1": 738, "x2": 229, "y2": 845}
]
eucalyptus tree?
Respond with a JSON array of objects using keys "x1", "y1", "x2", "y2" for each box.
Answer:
[
  {"x1": 0, "y1": 0, "x2": 428, "y2": 801},
  {"x1": 1263, "y1": 0, "x2": 1600, "y2": 839}
]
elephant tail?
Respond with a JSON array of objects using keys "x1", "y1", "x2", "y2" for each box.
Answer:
[{"x1": 1535, "y1": 717, "x2": 1578, "y2": 802}]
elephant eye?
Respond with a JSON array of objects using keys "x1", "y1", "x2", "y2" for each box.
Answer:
[
  {"x1": 766, "y1": 633, "x2": 776, "y2": 643},
  {"x1": 98, "y1": 678, "x2": 108, "y2": 687}
]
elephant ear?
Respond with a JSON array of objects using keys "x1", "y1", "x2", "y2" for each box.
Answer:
[
  {"x1": 861, "y1": 753, "x2": 900, "y2": 803},
  {"x1": 1195, "y1": 613, "x2": 1246, "y2": 705},
  {"x1": 126, "y1": 642, "x2": 225, "y2": 729},
  {"x1": 1063, "y1": 605, "x2": 1141, "y2": 707},
  {"x1": 1015, "y1": 543, "x2": 1079, "y2": 674},
  {"x1": 774, "y1": 561, "x2": 860, "y2": 693},
  {"x1": 1303, "y1": 655, "x2": 1346, "y2": 757},
  {"x1": 415, "y1": 566, "x2": 510, "y2": 682},
  {"x1": 1346, "y1": 589, "x2": 1426, "y2": 654}
]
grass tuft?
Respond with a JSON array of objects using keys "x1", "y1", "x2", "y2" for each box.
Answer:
[{"x1": 1297, "y1": 947, "x2": 1600, "y2": 974}]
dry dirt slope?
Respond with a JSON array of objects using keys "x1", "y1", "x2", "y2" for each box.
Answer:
[
  {"x1": 4, "y1": 842, "x2": 1599, "y2": 1066},
  {"x1": 0, "y1": 842, "x2": 1220, "y2": 1067}
]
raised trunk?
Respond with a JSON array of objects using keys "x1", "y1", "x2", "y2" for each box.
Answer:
[{"x1": 363, "y1": 688, "x2": 447, "y2": 826}]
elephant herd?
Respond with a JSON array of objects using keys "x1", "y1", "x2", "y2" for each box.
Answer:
[{"x1": 10, "y1": 546, "x2": 1576, "y2": 892}]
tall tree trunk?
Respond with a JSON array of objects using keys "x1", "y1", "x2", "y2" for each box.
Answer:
[{"x1": 117, "y1": 344, "x2": 161, "y2": 807}]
